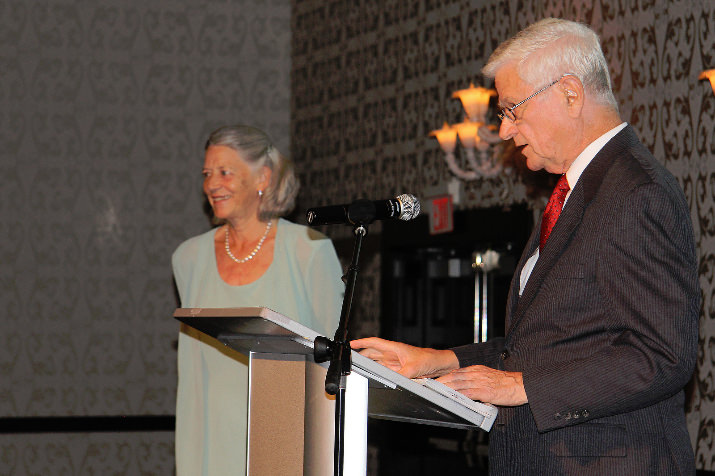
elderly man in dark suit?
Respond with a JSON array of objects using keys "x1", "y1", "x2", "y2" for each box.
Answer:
[{"x1": 352, "y1": 18, "x2": 699, "y2": 474}]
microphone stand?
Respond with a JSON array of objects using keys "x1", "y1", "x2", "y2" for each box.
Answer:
[{"x1": 314, "y1": 222, "x2": 368, "y2": 476}]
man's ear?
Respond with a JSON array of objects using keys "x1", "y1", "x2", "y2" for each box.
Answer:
[{"x1": 560, "y1": 74, "x2": 584, "y2": 115}]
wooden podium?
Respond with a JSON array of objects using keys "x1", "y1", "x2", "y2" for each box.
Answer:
[{"x1": 174, "y1": 307, "x2": 497, "y2": 476}]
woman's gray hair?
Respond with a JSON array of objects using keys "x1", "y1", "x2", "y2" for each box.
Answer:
[
  {"x1": 482, "y1": 18, "x2": 618, "y2": 110},
  {"x1": 206, "y1": 125, "x2": 299, "y2": 220}
]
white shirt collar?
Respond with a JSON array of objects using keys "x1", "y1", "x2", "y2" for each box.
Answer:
[{"x1": 563, "y1": 122, "x2": 627, "y2": 199}]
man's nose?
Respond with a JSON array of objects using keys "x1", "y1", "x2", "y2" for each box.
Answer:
[{"x1": 499, "y1": 118, "x2": 517, "y2": 141}]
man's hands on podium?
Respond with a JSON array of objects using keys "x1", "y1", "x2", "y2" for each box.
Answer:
[
  {"x1": 350, "y1": 337, "x2": 528, "y2": 407},
  {"x1": 350, "y1": 337, "x2": 459, "y2": 378},
  {"x1": 439, "y1": 365, "x2": 527, "y2": 406}
]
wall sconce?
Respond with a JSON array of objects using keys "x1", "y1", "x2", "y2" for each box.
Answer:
[
  {"x1": 700, "y1": 69, "x2": 715, "y2": 95},
  {"x1": 430, "y1": 84, "x2": 504, "y2": 180}
]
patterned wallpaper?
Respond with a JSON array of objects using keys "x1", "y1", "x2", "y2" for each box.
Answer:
[
  {"x1": 0, "y1": 0, "x2": 291, "y2": 474},
  {"x1": 1, "y1": 0, "x2": 713, "y2": 473},
  {"x1": 291, "y1": 0, "x2": 715, "y2": 470}
]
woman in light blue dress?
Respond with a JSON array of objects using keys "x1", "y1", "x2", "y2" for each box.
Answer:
[{"x1": 172, "y1": 125, "x2": 344, "y2": 475}]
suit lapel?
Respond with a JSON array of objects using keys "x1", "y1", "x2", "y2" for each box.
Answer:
[
  {"x1": 508, "y1": 185, "x2": 586, "y2": 332},
  {"x1": 504, "y1": 222, "x2": 539, "y2": 333}
]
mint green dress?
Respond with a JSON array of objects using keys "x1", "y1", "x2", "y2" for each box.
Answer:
[{"x1": 172, "y1": 218, "x2": 344, "y2": 475}]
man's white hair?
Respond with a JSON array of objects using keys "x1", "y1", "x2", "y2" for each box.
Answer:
[{"x1": 482, "y1": 18, "x2": 618, "y2": 110}]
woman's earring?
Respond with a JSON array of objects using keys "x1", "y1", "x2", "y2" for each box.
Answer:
[{"x1": 258, "y1": 190, "x2": 264, "y2": 198}]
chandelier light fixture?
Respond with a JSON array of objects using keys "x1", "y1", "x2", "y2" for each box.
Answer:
[
  {"x1": 700, "y1": 69, "x2": 715, "y2": 95},
  {"x1": 430, "y1": 84, "x2": 504, "y2": 180}
]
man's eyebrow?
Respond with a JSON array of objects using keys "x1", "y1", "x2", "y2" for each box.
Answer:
[{"x1": 497, "y1": 98, "x2": 514, "y2": 108}]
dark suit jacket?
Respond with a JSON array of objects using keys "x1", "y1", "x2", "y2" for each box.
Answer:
[{"x1": 453, "y1": 126, "x2": 699, "y2": 475}]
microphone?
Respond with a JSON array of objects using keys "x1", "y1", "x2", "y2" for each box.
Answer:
[{"x1": 306, "y1": 194, "x2": 421, "y2": 226}]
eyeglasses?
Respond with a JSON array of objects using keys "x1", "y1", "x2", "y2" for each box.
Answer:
[{"x1": 497, "y1": 77, "x2": 561, "y2": 122}]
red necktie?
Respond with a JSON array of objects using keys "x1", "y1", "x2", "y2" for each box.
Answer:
[{"x1": 540, "y1": 174, "x2": 570, "y2": 251}]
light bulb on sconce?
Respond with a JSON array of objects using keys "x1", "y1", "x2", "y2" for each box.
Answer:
[
  {"x1": 429, "y1": 122, "x2": 458, "y2": 154},
  {"x1": 430, "y1": 83, "x2": 504, "y2": 180},
  {"x1": 700, "y1": 69, "x2": 715, "y2": 95},
  {"x1": 453, "y1": 84, "x2": 494, "y2": 123}
]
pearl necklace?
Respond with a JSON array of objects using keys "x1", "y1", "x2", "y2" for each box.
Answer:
[{"x1": 224, "y1": 220, "x2": 272, "y2": 264}]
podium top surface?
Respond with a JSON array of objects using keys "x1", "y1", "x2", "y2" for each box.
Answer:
[
  {"x1": 174, "y1": 307, "x2": 497, "y2": 431},
  {"x1": 175, "y1": 306, "x2": 316, "y2": 355}
]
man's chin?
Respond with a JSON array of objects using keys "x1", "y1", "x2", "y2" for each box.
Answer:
[{"x1": 524, "y1": 154, "x2": 544, "y2": 172}]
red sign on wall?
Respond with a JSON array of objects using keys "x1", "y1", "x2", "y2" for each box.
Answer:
[{"x1": 429, "y1": 195, "x2": 454, "y2": 235}]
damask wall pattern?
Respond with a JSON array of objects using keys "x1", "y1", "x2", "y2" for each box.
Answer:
[
  {"x1": 1, "y1": 0, "x2": 291, "y2": 474},
  {"x1": 291, "y1": 0, "x2": 715, "y2": 469}
]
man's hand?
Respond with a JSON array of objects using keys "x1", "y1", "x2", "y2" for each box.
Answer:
[
  {"x1": 350, "y1": 337, "x2": 459, "y2": 379},
  {"x1": 438, "y1": 365, "x2": 528, "y2": 406}
]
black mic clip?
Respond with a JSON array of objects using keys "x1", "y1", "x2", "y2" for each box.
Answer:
[{"x1": 345, "y1": 198, "x2": 383, "y2": 226}]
